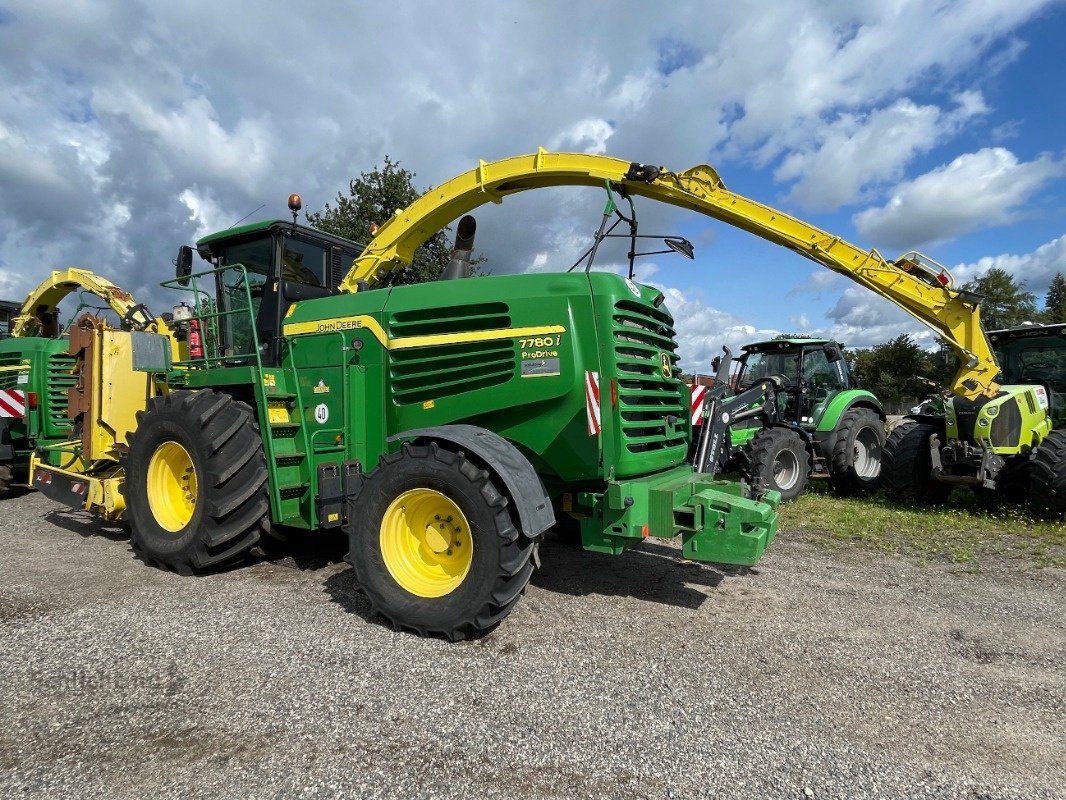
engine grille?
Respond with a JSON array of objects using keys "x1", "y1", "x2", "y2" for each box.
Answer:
[
  {"x1": 611, "y1": 299, "x2": 686, "y2": 454},
  {"x1": 388, "y1": 302, "x2": 516, "y2": 405},
  {"x1": 47, "y1": 352, "x2": 76, "y2": 435},
  {"x1": 990, "y1": 397, "x2": 1023, "y2": 448}
]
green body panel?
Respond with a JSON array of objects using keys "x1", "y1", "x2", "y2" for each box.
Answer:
[
  {"x1": 277, "y1": 271, "x2": 688, "y2": 490},
  {"x1": 0, "y1": 337, "x2": 76, "y2": 469},
  {"x1": 151, "y1": 217, "x2": 779, "y2": 564},
  {"x1": 235, "y1": 267, "x2": 776, "y2": 561},
  {"x1": 729, "y1": 425, "x2": 760, "y2": 449},
  {"x1": 813, "y1": 389, "x2": 881, "y2": 432},
  {"x1": 196, "y1": 219, "x2": 278, "y2": 247}
]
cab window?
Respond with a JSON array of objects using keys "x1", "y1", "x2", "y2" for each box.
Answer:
[
  {"x1": 281, "y1": 237, "x2": 328, "y2": 287},
  {"x1": 802, "y1": 349, "x2": 846, "y2": 392}
]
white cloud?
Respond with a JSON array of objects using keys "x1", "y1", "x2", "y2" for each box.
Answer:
[
  {"x1": 548, "y1": 118, "x2": 615, "y2": 155},
  {"x1": 821, "y1": 287, "x2": 933, "y2": 349},
  {"x1": 853, "y1": 148, "x2": 1066, "y2": 249},
  {"x1": 952, "y1": 234, "x2": 1066, "y2": 296},
  {"x1": 179, "y1": 188, "x2": 230, "y2": 243},
  {"x1": 775, "y1": 93, "x2": 987, "y2": 211},
  {"x1": 660, "y1": 286, "x2": 780, "y2": 371},
  {"x1": 0, "y1": 0, "x2": 1059, "y2": 317}
]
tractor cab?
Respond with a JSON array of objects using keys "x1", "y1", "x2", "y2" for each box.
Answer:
[
  {"x1": 0, "y1": 300, "x2": 19, "y2": 338},
  {"x1": 989, "y1": 322, "x2": 1066, "y2": 427},
  {"x1": 734, "y1": 338, "x2": 850, "y2": 429},
  {"x1": 175, "y1": 219, "x2": 364, "y2": 366}
]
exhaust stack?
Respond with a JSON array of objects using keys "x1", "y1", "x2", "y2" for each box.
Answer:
[{"x1": 440, "y1": 215, "x2": 477, "y2": 280}]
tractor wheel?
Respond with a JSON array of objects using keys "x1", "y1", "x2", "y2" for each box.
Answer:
[
  {"x1": 993, "y1": 457, "x2": 1033, "y2": 504},
  {"x1": 346, "y1": 442, "x2": 537, "y2": 640},
  {"x1": 828, "y1": 409, "x2": 885, "y2": 496},
  {"x1": 881, "y1": 422, "x2": 950, "y2": 505},
  {"x1": 0, "y1": 463, "x2": 11, "y2": 497},
  {"x1": 1029, "y1": 430, "x2": 1066, "y2": 515},
  {"x1": 740, "y1": 427, "x2": 810, "y2": 502},
  {"x1": 123, "y1": 390, "x2": 270, "y2": 574}
]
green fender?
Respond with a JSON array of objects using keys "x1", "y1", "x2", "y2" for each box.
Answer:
[{"x1": 814, "y1": 390, "x2": 884, "y2": 432}]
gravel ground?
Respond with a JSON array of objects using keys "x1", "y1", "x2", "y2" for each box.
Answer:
[{"x1": 0, "y1": 489, "x2": 1063, "y2": 800}]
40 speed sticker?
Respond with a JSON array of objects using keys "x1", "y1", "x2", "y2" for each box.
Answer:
[{"x1": 314, "y1": 403, "x2": 329, "y2": 424}]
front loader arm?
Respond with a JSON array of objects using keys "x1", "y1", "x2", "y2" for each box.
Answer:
[
  {"x1": 11, "y1": 268, "x2": 166, "y2": 337},
  {"x1": 341, "y1": 149, "x2": 998, "y2": 399}
]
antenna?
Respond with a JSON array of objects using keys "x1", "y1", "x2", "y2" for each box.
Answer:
[{"x1": 229, "y1": 203, "x2": 265, "y2": 229}]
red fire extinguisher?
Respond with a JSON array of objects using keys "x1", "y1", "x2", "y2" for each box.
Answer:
[{"x1": 188, "y1": 318, "x2": 204, "y2": 359}]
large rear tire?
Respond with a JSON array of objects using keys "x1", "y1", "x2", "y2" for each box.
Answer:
[
  {"x1": 881, "y1": 422, "x2": 950, "y2": 505},
  {"x1": 1029, "y1": 429, "x2": 1066, "y2": 515},
  {"x1": 0, "y1": 463, "x2": 11, "y2": 497},
  {"x1": 828, "y1": 409, "x2": 885, "y2": 496},
  {"x1": 740, "y1": 427, "x2": 810, "y2": 501},
  {"x1": 346, "y1": 442, "x2": 537, "y2": 640},
  {"x1": 124, "y1": 390, "x2": 270, "y2": 574}
]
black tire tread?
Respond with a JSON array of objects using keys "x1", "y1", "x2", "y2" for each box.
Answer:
[
  {"x1": 828, "y1": 408, "x2": 885, "y2": 496},
  {"x1": 124, "y1": 390, "x2": 270, "y2": 573},
  {"x1": 881, "y1": 422, "x2": 950, "y2": 505},
  {"x1": 347, "y1": 442, "x2": 536, "y2": 641},
  {"x1": 1029, "y1": 429, "x2": 1066, "y2": 515},
  {"x1": 739, "y1": 426, "x2": 811, "y2": 502}
]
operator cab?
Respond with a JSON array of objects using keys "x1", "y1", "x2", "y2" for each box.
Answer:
[
  {"x1": 0, "y1": 300, "x2": 19, "y2": 338},
  {"x1": 734, "y1": 338, "x2": 849, "y2": 427},
  {"x1": 989, "y1": 322, "x2": 1066, "y2": 426},
  {"x1": 176, "y1": 221, "x2": 364, "y2": 365}
]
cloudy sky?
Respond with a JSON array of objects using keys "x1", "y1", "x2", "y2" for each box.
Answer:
[{"x1": 1, "y1": 0, "x2": 1064, "y2": 370}]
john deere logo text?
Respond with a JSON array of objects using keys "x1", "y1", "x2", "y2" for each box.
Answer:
[{"x1": 660, "y1": 353, "x2": 671, "y2": 378}]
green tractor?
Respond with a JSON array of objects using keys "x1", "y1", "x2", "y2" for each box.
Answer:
[
  {"x1": 705, "y1": 338, "x2": 886, "y2": 501},
  {"x1": 883, "y1": 322, "x2": 1066, "y2": 508}
]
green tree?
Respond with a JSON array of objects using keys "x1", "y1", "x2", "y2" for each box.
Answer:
[
  {"x1": 962, "y1": 267, "x2": 1037, "y2": 330},
  {"x1": 851, "y1": 334, "x2": 934, "y2": 403},
  {"x1": 1042, "y1": 272, "x2": 1066, "y2": 323},
  {"x1": 306, "y1": 156, "x2": 454, "y2": 285}
]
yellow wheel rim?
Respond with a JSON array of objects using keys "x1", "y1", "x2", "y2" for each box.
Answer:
[
  {"x1": 379, "y1": 489, "x2": 473, "y2": 598},
  {"x1": 146, "y1": 441, "x2": 198, "y2": 533}
]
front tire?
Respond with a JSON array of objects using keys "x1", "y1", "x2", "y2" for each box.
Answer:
[
  {"x1": 1030, "y1": 429, "x2": 1066, "y2": 515},
  {"x1": 881, "y1": 422, "x2": 950, "y2": 505},
  {"x1": 828, "y1": 409, "x2": 885, "y2": 496},
  {"x1": 124, "y1": 390, "x2": 270, "y2": 574},
  {"x1": 346, "y1": 442, "x2": 537, "y2": 640},
  {"x1": 740, "y1": 427, "x2": 810, "y2": 501}
]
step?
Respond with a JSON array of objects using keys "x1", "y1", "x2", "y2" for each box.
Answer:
[
  {"x1": 274, "y1": 451, "x2": 306, "y2": 465},
  {"x1": 277, "y1": 482, "x2": 310, "y2": 498},
  {"x1": 268, "y1": 422, "x2": 301, "y2": 433}
]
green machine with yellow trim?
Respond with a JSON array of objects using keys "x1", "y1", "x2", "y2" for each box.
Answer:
[
  {"x1": 0, "y1": 269, "x2": 167, "y2": 498},
  {"x1": 138, "y1": 224, "x2": 779, "y2": 641}
]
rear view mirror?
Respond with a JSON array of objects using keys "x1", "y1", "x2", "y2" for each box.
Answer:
[
  {"x1": 824, "y1": 343, "x2": 843, "y2": 362},
  {"x1": 710, "y1": 356, "x2": 721, "y2": 373},
  {"x1": 175, "y1": 245, "x2": 194, "y2": 286}
]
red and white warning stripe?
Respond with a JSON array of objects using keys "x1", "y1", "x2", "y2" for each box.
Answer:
[
  {"x1": 584, "y1": 371, "x2": 601, "y2": 436},
  {"x1": 690, "y1": 384, "x2": 707, "y2": 425},
  {"x1": 0, "y1": 389, "x2": 25, "y2": 418}
]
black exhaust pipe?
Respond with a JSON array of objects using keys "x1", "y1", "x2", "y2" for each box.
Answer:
[{"x1": 440, "y1": 215, "x2": 477, "y2": 280}]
